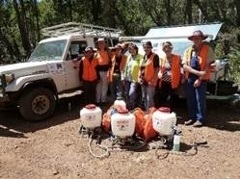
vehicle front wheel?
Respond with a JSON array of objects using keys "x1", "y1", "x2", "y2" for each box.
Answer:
[{"x1": 19, "y1": 88, "x2": 56, "y2": 121}]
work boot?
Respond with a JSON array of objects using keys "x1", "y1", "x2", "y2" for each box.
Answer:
[
  {"x1": 193, "y1": 121, "x2": 203, "y2": 127},
  {"x1": 184, "y1": 119, "x2": 195, "y2": 126}
]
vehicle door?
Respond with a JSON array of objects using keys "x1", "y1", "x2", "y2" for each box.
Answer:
[{"x1": 63, "y1": 40, "x2": 88, "y2": 90}]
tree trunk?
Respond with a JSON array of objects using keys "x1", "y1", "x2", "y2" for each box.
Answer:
[
  {"x1": 164, "y1": 0, "x2": 171, "y2": 25},
  {"x1": 91, "y1": 0, "x2": 101, "y2": 23},
  {"x1": 0, "y1": 30, "x2": 16, "y2": 61},
  {"x1": 193, "y1": 0, "x2": 208, "y2": 22},
  {"x1": 33, "y1": 0, "x2": 41, "y2": 42},
  {"x1": 13, "y1": 0, "x2": 31, "y2": 56},
  {"x1": 186, "y1": 0, "x2": 193, "y2": 24},
  {"x1": 234, "y1": 0, "x2": 240, "y2": 26}
]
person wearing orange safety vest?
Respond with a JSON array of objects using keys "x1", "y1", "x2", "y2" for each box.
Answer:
[
  {"x1": 95, "y1": 38, "x2": 112, "y2": 105},
  {"x1": 79, "y1": 46, "x2": 100, "y2": 105},
  {"x1": 182, "y1": 30, "x2": 215, "y2": 127},
  {"x1": 155, "y1": 41, "x2": 182, "y2": 109},
  {"x1": 139, "y1": 41, "x2": 160, "y2": 111},
  {"x1": 108, "y1": 44, "x2": 127, "y2": 102}
]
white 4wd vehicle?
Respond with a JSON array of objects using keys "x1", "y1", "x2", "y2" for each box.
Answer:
[{"x1": 0, "y1": 22, "x2": 122, "y2": 121}]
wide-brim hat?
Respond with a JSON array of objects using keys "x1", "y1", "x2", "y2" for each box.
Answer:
[
  {"x1": 115, "y1": 43, "x2": 124, "y2": 50},
  {"x1": 96, "y1": 38, "x2": 105, "y2": 43},
  {"x1": 83, "y1": 46, "x2": 95, "y2": 53},
  {"x1": 188, "y1": 30, "x2": 208, "y2": 41}
]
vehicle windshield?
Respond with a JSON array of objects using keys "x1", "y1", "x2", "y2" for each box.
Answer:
[{"x1": 28, "y1": 40, "x2": 67, "y2": 62}]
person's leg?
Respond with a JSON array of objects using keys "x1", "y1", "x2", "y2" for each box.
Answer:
[
  {"x1": 82, "y1": 81, "x2": 87, "y2": 105},
  {"x1": 89, "y1": 81, "x2": 97, "y2": 104},
  {"x1": 110, "y1": 78, "x2": 117, "y2": 102},
  {"x1": 96, "y1": 72, "x2": 103, "y2": 103},
  {"x1": 115, "y1": 76, "x2": 123, "y2": 99},
  {"x1": 124, "y1": 81, "x2": 131, "y2": 108},
  {"x1": 160, "y1": 81, "x2": 171, "y2": 107},
  {"x1": 185, "y1": 80, "x2": 197, "y2": 121},
  {"x1": 83, "y1": 81, "x2": 92, "y2": 105},
  {"x1": 154, "y1": 85, "x2": 161, "y2": 108},
  {"x1": 170, "y1": 88, "x2": 179, "y2": 110},
  {"x1": 195, "y1": 81, "x2": 207, "y2": 123},
  {"x1": 146, "y1": 85, "x2": 156, "y2": 111},
  {"x1": 129, "y1": 82, "x2": 138, "y2": 110},
  {"x1": 141, "y1": 84, "x2": 147, "y2": 110},
  {"x1": 101, "y1": 71, "x2": 108, "y2": 103}
]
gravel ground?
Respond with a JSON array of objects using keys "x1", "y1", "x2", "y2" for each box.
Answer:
[{"x1": 0, "y1": 96, "x2": 240, "y2": 179}]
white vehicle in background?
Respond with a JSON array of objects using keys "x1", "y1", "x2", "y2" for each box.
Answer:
[{"x1": 0, "y1": 22, "x2": 122, "y2": 121}]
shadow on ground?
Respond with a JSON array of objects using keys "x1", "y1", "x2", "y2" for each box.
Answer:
[
  {"x1": 175, "y1": 98, "x2": 240, "y2": 132},
  {"x1": 0, "y1": 96, "x2": 239, "y2": 138},
  {"x1": 0, "y1": 95, "x2": 84, "y2": 136}
]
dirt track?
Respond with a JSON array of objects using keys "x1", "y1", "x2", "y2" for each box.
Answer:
[{"x1": 0, "y1": 96, "x2": 240, "y2": 179}]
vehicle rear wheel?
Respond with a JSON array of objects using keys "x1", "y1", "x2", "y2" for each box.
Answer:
[
  {"x1": 231, "y1": 96, "x2": 240, "y2": 113},
  {"x1": 19, "y1": 88, "x2": 56, "y2": 121}
]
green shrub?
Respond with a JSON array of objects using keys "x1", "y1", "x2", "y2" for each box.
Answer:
[{"x1": 228, "y1": 44, "x2": 240, "y2": 87}]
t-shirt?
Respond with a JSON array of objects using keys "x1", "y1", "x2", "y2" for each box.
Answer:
[
  {"x1": 162, "y1": 60, "x2": 171, "y2": 82},
  {"x1": 113, "y1": 56, "x2": 122, "y2": 74}
]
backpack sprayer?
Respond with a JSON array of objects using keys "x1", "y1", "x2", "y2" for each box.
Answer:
[
  {"x1": 79, "y1": 103, "x2": 207, "y2": 159},
  {"x1": 79, "y1": 104, "x2": 110, "y2": 158},
  {"x1": 109, "y1": 107, "x2": 145, "y2": 151},
  {"x1": 150, "y1": 107, "x2": 208, "y2": 159},
  {"x1": 107, "y1": 99, "x2": 146, "y2": 151},
  {"x1": 79, "y1": 101, "x2": 146, "y2": 158},
  {"x1": 150, "y1": 107, "x2": 180, "y2": 149}
]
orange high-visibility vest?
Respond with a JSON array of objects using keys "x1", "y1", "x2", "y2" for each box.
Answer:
[
  {"x1": 96, "y1": 50, "x2": 111, "y2": 66},
  {"x1": 144, "y1": 53, "x2": 158, "y2": 86},
  {"x1": 82, "y1": 57, "x2": 98, "y2": 81},
  {"x1": 184, "y1": 44, "x2": 211, "y2": 80},
  {"x1": 108, "y1": 54, "x2": 127, "y2": 82},
  {"x1": 159, "y1": 54, "x2": 181, "y2": 89}
]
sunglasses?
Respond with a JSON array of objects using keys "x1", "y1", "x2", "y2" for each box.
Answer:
[
  {"x1": 84, "y1": 51, "x2": 92, "y2": 54},
  {"x1": 144, "y1": 46, "x2": 152, "y2": 49}
]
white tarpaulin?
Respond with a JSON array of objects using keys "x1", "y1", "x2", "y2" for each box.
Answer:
[
  {"x1": 145, "y1": 23, "x2": 223, "y2": 40},
  {"x1": 140, "y1": 23, "x2": 223, "y2": 56}
]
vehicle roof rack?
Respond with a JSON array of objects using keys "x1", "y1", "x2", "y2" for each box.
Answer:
[{"x1": 41, "y1": 22, "x2": 123, "y2": 38}]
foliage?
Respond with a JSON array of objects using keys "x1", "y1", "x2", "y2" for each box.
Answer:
[
  {"x1": 227, "y1": 44, "x2": 240, "y2": 86},
  {"x1": 1, "y1": 0, "x2": 240, "y2": 69}
]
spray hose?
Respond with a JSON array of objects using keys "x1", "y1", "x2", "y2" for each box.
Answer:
[
  {"x1": 88, "y1": 133, "x2": 110, "y2": 159},
  {"x1": 110, "y1": 136, "x2": 147, "y2": 152},
  {"x1": 154, "y1": 141, "x2": 207, "y2": 160}
]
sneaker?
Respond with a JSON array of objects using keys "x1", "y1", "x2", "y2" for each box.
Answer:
[
  {"x1": 193, "y1": 121, "x2": 203, "y2": 127},
  {"x1": 184, "y1": 119, "x2": 195, "y2": 126}
]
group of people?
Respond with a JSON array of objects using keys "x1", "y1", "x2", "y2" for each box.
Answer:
[{"x1": 78, "y1": 30, "x2": 215, "y2": 128}]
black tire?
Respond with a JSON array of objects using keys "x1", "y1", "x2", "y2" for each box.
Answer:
[
  {"x1": 231, "y1": 97, "x2": 240, "y2": 113},
  {"x1": 19, "y1": 88, "x2": 56, "y2": 121},
  {"x1": 217, "y1": 81, "x2": 238, "y2": 96}
]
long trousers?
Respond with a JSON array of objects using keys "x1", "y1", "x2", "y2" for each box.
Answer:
[
  {"x1": 96, "y1": 71, "x2": 108, "y2": 103},
  {"x1": 82, "y1": 80, "x2": 97, "y2": 105},
  {"x1": 110, "y1": 74, "x2": 123, "y2": 102},
  {"x1": 186, "y1": 79, "x2": 207, "y2": 123},
  {"x1": 141, "y1": 84, "x2": 155, "y2": 111}
]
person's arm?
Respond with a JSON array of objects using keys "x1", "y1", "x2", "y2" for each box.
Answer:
[
  {"x1": 121, "y1": 56, "x2": 129, "y2": 81},
  {"x1": 95, "y1": 60, "x2": 100, "y2": 81},
  {"x1": 153, "y1": 54, "x2": 160, "y2": 79},
  {"x1": 79, "y1": 59, "x2": 83, "y2": 81},
  {"x1": 182, "y1": 50, "x2": 206, "y2": 77},
  {"x1": 197, "y1": 46, "x2": 215, "y2": 80}
]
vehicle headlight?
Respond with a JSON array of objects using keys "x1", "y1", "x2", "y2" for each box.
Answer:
[{"x1": 4, "y1": 73, "x2": 15, "y2": 84}]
